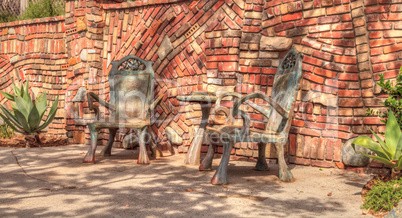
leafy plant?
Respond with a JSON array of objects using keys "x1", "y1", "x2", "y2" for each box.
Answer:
[
  {"x1": 352, "y1": 111, "x2": 402, "y2": 179},
  {"x1": 0, "y1": 10, "x2": 18, "y2": 23},
  {"x1": 0, "y1": 80, "x2": 59, "y2": 145},
  {"x1": 0, "y1": 0, "x2": 65, "y2": 24},
  {"x1": 19, "y1": 0, "x2": 65, "y2": 20},
  {"x1": 362, "y1": 177, "x2": 402, "y2": 213},
  {"x1": 366, "y1": 67, "x2": 402, "y2": 129},
  {"x1": 0, "y1": 124, "x2": 14, "y2": 139}
]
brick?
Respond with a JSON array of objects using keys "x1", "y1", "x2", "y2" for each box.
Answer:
[
  {"x1": 370, "y1": 39, "x2": 395, "y2": 47},
  {"x1": 371, "y1": 53, "x2": 397, "y2": 64},
  {"x1": 303, "y1": 72, "x2": 324, "y2": 84},
  {"x1": 338, "y1": 73, "x2": 359, "y2": 81},
  {"x1": 296, "y1": 18, "x2": 317, "y2": 27},
  {"x1": 314, "y1": 68, "x2": 337, "y2": 78},
  {"x1": 327, "y1": 5, "x2": 350, "y2": 15},
  {"x1": 274, "y1": 22, "x2": 295, "y2": 32},
  {"x1": 317, "y1": 15, "x2": 340, "y2": 24},
  {"x1": 338, "y1": 90, "x2": 361, "y2": 97},
  {"x1": 304, "y1": 9, "x2": 326, "y2": 18},
  {"x1": 334, "y1": 56, "x2": 357, "y2": 64},
  {"x1": 383, "y1": 44, "x2": 402, "y2": 53},
  {"x1": 312, "y1": 160, "x2": 333, "y2": 168},
  {"x1": 339, "y1": 99, "x2": 364, "y2": 107},
  {"x1": 312, "y1": 50, "x2": 333, "y2": 61},
  {"x1": 384, "y1": 30, "x2": 402, "y2": 38},
  {"x1": 365, "y1": 6, "x2": 390, "y2": 13},
  {"x1": 367, "y1": 22, "x2": 392, "y2": 30},
  {"x1": 304, "y1": 55, "x2": 324, "y2": 66},
  {"x1": 282, "y1": 12, "x2": 303, "y2": 22}
]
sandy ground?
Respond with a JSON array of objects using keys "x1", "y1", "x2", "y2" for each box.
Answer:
[{"x1": 0, "y1": 144, "x2": 373, "y2": 217}]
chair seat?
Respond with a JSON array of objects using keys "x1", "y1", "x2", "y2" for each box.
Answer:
[
  {"x1": 89, "y1": 118, "x2": 150, "y2": 129},
  {"x1": 206, "y1": 126, "x2": 280, "y2": 143}
]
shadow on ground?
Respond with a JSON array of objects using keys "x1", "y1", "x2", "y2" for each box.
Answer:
[{"x1": 0, "y1": 145, "x2": 372, "y2": 217}]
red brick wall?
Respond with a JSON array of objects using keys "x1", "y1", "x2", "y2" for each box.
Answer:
[
  {"x1": 1, "y1": 0, "x2": 402, "y2": 168},
  {"x1": 0, "y1": 17, "x2": 67, "y2": 136}
]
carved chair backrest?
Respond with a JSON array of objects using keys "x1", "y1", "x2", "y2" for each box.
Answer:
[
  {"x1": 109, "y1": 55, "x2": 154, "y2": 123},
  {"x1": 266, "y1": 49, "x2": 303, "y2": 133}
]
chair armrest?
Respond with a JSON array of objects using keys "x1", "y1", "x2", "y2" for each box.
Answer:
[
  {"x1": 233, "y1": 93, "x2": 289, "y2": 119},
  {"x1": 150, "y1": 94, "x2": 163, "y2": 110},
  {"x1": 87, "y1": 92, "x2": 115, "y2": 120}
]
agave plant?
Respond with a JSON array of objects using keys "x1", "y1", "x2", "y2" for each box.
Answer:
[
  {"x1": 0, "y1": 80, "x2": 59, "y2": 146},
  {"x1": 353, "y1": 111, "x2": 402, "y2": 178}
]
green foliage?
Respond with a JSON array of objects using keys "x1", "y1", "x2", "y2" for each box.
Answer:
[
  {"x1": 0, "y1": 124, "x2": 14, "y2": 139},
  {"x1": 0, "y1": 10, "x2": 18, "y2": 23},
  {"x1": 0, "y1": 0, "x2": 65, "y2": 24},
  {"x1": 19, "y1": 0, "x2": 65, "y2": 20},
  {"x1": 0, "y1": 80, "x2": 59, "y2": 135},
  {"x1": 367, "y1": 67, "x2": 402, "y2": 129},
  {"x1": 362, "y1": 177, "x2": 402, "y2": 213},
  {"x1": 352, "y1": 111, "x2": 402, "y2": 175}
]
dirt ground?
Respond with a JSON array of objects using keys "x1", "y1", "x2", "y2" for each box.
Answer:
[{"x1": 0, "y1": 144, "x2": 373, "y2": 217}]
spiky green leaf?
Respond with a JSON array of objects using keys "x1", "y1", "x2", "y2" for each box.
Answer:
[
  {"x1": 395, "y1": 156, "x2": 402, "y2": 171},
  {"x1": 369, "y1": 128, "x2": 392, "y2": 160},
  {"x1": 28, "y1": 104, "x2": 41, "y2": 131},
  {"x1": 13, "y1": 110, "x2": 30, "y2": 133},
  {"x1": 12, "y1": 83, "x2": 20, "y2": 96},
  {"x1": 352, "y1": 136, "x2": 390, "y2": 159},
  {"x1": 37, "y1": 96, "x2": 58, "y2": 132},
  {"x1": 15, "y1": 95, "x2": 33, "y2": 119},
  {"x1": 385, "y1": 111, "x2": 401, "y2": 158},
  {"x1": 0, "y1": 113, "x2": 25, "y2": 134},
  {"x1": 35, "y1": 92, "x2": 47, "y2": 118},
  {"x1": 358, "y1": 151, "x2": 396, "y2": 168},
  {"x1": 0, "y1": 91, "x2": 15, "y2": 101},
  {"x1": 395, "y1": 132, "x2": 402, "y2": 160},
  {"x1": 24, "y1": 79, "x2": 29, "y2": 97},
  {"x1": 0, "y1": 105, "x2": 23, "y2": 129}
]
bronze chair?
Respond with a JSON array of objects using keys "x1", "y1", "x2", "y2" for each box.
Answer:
[
  {"x1": 205, "y1": 48, "x2": 304, "y2": 184},
  {"x1": 82, "y1": 55, "x2": 163, "y2": 164}
]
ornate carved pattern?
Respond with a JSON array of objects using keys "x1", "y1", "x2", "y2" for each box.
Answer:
[
  {"x1": 118, "y1": 58, "x2": 145, "y2": 71},
  {"x1": 282, "y1": 52, "x2": 297, "y2": 70}
]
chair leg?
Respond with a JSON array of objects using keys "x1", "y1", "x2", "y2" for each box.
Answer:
[
  {"x1": 100, "y1": 128, "x2": 117, "y2": 157},
  {"x1": 83, "y1": 124, "x2": 98, "y2": 163},
  {"x1": 199, "y1": 142, "x2": 215, "y2": 171},
  {"x1": 211, "y1": 140, "x2": 232, "y2": 185},
  {"x1": 150, "y1": 140, "x2": 163, "y2": 158},
  {"x1": 274, "y1": 141, "x2": 294, "y2": 182},
  {"x1": 137, "y1": 127, "x2": 150, "y2": 165},
  {"x1": 255, "y1": 142, "x2": 269, "y2": 171}
]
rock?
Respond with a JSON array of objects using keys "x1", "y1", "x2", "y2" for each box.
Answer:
[
  {"x1": 342, "y1": 138, "x2": 371, "y2": 167},
  {"x1": 165, "y1": 127, "x2": 182, "y2": 145},
  {"x1": 385, "y1": 200, "x2": 402, "y2": 218},
  {"x1": 80, "y1": 49, "x2": 88, "y2": 61},
  {"x1": 260, "y1": 36, "x2": 293, "y2": 51},
  {"x1": 157, "y1": 36, "x2": 173, "y2": 60},
  {"x1": 72, "y1": 87, "x2": 87, "y2": 102},
  {"x1": 303, "y1": 91, "x2": 338, "y2": 107},
  {"x1": 122, "y1": 132, "x2": 139, "y2": 149}
]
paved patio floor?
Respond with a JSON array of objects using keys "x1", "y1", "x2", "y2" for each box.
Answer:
[{"x1": 0, "y1": 144, "x2": 373, "y2": 217}]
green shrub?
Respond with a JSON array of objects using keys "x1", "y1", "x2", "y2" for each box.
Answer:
[
  {"x1": 362, "y1": 177, "x2": 402, "y2": 213},
  {"x1": 367, "y1": 66, "x2": 402, "y2": 129},
  {"x1": 0, "y1": 80, "x2": 59, "y2": 145},
  {"x1": 353, "y1": 111, "x2": 402, "y2": 179},
  {"x1": 19, "y1": 0, "x2": 65, "y2": 20},
  {"x1": 0, "y1": 0, "x2": 65, "y2": 24},
  {"x1": 0, "y1": 124, "x2": 14, "y2": 139},
  {"x1": 0, "y1": 10, "x2": 18, "y2": 23}
]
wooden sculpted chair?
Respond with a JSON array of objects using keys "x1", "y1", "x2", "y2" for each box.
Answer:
[
  {"x1": 204, "y1": 48, "x2": 304, "y2": 184},
  {"x1": 82, "y1": 55, "x2": 163, "y2": 164}
]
